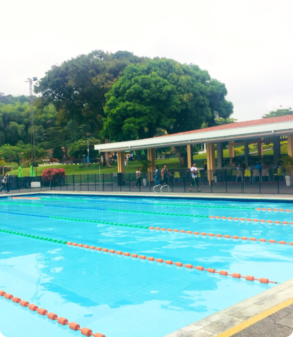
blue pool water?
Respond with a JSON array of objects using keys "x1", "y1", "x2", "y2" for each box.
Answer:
[{"x1": 1, "y1": 194, "x2": 293, "y2": 337}]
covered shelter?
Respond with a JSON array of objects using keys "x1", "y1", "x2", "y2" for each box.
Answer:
[{"x1": 95, "y1": 115, "x2": 293, "y2": 184}]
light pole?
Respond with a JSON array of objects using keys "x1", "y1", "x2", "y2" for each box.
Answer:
[{"x1": 25, "y1": 77, "x2": 37, "y2": 170}]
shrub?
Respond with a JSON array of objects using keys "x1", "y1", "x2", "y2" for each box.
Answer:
[
  {"x1": 50, "y1": 158, "x2": 59, "y2": 162},
  {"x1": 41, "y1": 168, "x2": 65, "y2": 184}
]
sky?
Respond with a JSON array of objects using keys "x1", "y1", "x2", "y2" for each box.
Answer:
[{"x1": 0, "y1": 0, "x2": 292, "y2": 121}]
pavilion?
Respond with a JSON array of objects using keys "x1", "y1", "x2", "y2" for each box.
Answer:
[{"x1": 95, "y1": 115, "x2": 293, "y2": 183}]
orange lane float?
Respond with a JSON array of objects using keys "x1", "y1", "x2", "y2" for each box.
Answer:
[
  {"x1": 255, "y1": 207, "x2": 293, "y2": 212},
  {"x1": 145, "y1": 227, "x2": 292, "y2": 246},
  {"x1": 0, "y1": 290, "x2": 105, "y2": 337},
  {"x1": 64, "y1": 241, "x2": 277, "y2": 284}
]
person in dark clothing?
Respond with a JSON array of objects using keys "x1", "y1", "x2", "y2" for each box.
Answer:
[
  {"x1": 0, "y1": 173, "x2": 9, "y2": 193},
  {"x1": 135, "y1": 167, "x2": 142, "y2": 188},
  {"x1": 161, "y1": 165, "x2": 171, "y2": 185},
  {"x1": 154, "y1": 166, "x2": 160, "y2": 185}
]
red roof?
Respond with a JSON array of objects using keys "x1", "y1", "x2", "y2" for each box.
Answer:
[{"x1": 166, "y1": 115, "x2": 293, "y2": 137}]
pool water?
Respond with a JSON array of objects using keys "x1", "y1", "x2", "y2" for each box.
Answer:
[{"x1": 1, "y1": 194, "x2": 293, "y2": 337}]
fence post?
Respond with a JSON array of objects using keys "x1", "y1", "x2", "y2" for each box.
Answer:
[
  {"x1": 103, "y1": 174, "x2": 104, "y2": 191},
  {"x1": 277, "y1": 175, "x2": 280, "y2": 194},
  {"x1": 87, "y1": 174, "x2": 89, "y2": 191},
  {"x1": 73, "y1": 175, "x2": 75, "y2": 191},
  {"x1": 129, "y1": 173, "x2": 131, "y2": 192},
  {"x1": 80, "y1": 174, "x2": 81, "y2": 191},
  {"x1": 184, "y1": 171, "x2": 186, "y2": 193},
  {"x1": 112, "y1": 174, "x2": 113, "y2": 191}
]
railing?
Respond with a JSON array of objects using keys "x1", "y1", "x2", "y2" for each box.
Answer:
[{"x1": 2, "y1": 167, "x2": 293, "y2": 195}]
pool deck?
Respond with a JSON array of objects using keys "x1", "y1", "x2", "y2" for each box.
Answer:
[{"x1": 1, "y1": 190, "x2": 293, "y2": 337}]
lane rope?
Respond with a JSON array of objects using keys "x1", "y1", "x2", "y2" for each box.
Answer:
[
  {"x1": 0, "y1": 229, "x2": 277, "y2": 284},
  {"x1": 0, "y1": 290, "x2": 105, "y2": 337},
  {"x1": 1, "y1": 210, "x2": 292, "y2": 246},
  {"x1": 2, "y1": 202, "x2": 293, "y2": 224}
]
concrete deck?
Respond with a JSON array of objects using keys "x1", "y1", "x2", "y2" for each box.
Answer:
[{"x1": 164, "y1": 278, "x2": 293, "y2": 337}]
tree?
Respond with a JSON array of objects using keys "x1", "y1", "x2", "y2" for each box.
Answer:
[
  {"x1": 68, "y1": 137, "x2": 100, "y2": 160},
  {"x1": 214, "y1": 117, "x2": 237, "y2": 125},
  {"x1": 34, "y1": 50, "x2": 148, "y2": 133},
  {"x1": 262, "y1": 108, "x2": 292, "y2": 119},
  {"x1": 34, "y1": 50, "x2": 148, "y2": 166},
  {"x1": 103, "y1": 58, "x2": 233, "y2": 165}
]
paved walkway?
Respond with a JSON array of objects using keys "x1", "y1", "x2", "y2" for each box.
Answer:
[{"x1": 232, "y1": 304, "x2": 293, "y2": 337}]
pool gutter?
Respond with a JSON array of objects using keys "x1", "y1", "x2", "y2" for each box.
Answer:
[
  {"x1": 164, "y1": 277, "x2": 293, "y2": 337},
  {"x1": 2, "y1": 190, "x2": 292, "y2": 203}
]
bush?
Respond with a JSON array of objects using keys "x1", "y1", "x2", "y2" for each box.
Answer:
[
  {"x1": 50, "y1": 158, "x2": 59, "y2": 163},
  {"x1": 41, "y1": 168, "x2": 65, "y2": 184}
]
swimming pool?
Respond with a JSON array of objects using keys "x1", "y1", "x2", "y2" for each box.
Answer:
[{"x1": 1, "y1": 194, "x2": 293, "y2": 337}]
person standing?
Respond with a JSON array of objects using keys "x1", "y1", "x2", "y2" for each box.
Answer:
[
  {"x1": 135, "y1": 167, "x2": 142, "y2": 188},
  {"x1": 189, "y1": 163, "x2": 201, "y2": 192},
  {"x1": 154, "y1": 166, "x2": 160, "y2": 185},
  {"x1": 161, "y1": 165, "x2": 171, "y2": 185},
  {"x1": 0, "y1": 173, "x2": 9, "y2": 193}
]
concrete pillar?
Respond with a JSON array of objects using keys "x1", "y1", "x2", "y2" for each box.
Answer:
[
  {"x1": 244, "y1": 140, "x2": 249, "y2": 167},
  {"x1": 229, "y1": 141, "x2": 234, "y2": 166},
  {"x1": 187, "y1": 144, "x2": 193, "y2": 168},
  {"x1": 273, "y1": 136, "x2": 280, "y2": 166},
  {"x1": 206, "y1": 143, "x2": 215, "y2": 184},
  {"x1": 217, "y1": 142, "x2": 223, "y2": 169},
  {"x1": 288, "y1": 135, "x2": 293, "y2": 157},
  {"x1": 147, "y1": 148, "x2": 156, "y2": 181},
  {"x1": 257, "y1": 139, "x2": 263, "y2": 156},
  {"x1": 117, "y1": 152, "x2": 125, "y2": 173}
]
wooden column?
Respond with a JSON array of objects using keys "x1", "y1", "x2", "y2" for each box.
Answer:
[
  {"x1": 147, "y1": 148, "x2": 155, "y2": 181},
  {"x1": 288, "y1": 135, "x2": 293, "y2": 157},
  {"x1": 229, "y1": 141, "x2": 234, "y2": 166},
  {"x1": 217, "y1": 142, "x2": 223, "y2": 169},
  {"x1": 117, "y1": 152, "x2": 125, "y2": 173},
  {"x1": 187, "y1": 144, "x2": 193, "y2": 168},
  {"x1": 206, "y1": 143, "x2": 215, "y2": 185},
  {"x1": 257, "y1": 139, "x2": 263, "y2": 156}
]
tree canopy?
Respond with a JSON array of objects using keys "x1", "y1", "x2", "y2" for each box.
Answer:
[
  {"x1": 103, "y1": 58, "x2": 233, "y2": 142},
  {"x1": 262, "y1": 108, "x2": 292, "y2": 119},
  {"x1": 34, "y1": 50, "x2": 148, "y2": 136}
]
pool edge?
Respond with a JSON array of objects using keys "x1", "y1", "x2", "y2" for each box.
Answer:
[
  {"x1": 2, "y1": 190, "x2": 292, "y2": 203},
  {"x1": 164, "y1": 277, "x2": 293, "y2": 337}
]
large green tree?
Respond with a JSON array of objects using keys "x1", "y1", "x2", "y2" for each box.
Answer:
[
  {"x1": 34, "y1": 50, "x2": 148, "y2": 133},
  {"x1": 103, "y1": 58, "x2": 233, "y2": 165},
  {"x1": 34, "y1": 50, "x2": 148, "y2": 166}
]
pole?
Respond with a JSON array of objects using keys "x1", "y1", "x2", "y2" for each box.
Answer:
[{"x1": 25, "y1": 77, "x2": 37, "y2": 171}]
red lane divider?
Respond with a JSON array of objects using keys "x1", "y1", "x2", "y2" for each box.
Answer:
[
  {"x1": 148, "y1": 227, "x2": 293, "y2": 246},
  {"x1": 66, "y1": 242, "x2": 277, "y2": 284},
  {"x1": 0, "y1": 290, "x2": 105, "y2": 337},
  {"x1": 255, "y1": 208, "x2": 292, "y2": 212},
  {"x1": 208, "y1": 215, "x2": 293, "y2": 225}
]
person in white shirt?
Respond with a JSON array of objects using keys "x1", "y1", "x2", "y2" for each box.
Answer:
[
  {"x1": 135, "y1": 167, "x2": 142, "y2": 188},
  {"x1": 0, "y1": 173, "x2": 9, "y2": 193},
  {"x1": 190, "y1": 163, "x2": 201, "y2": 192}
]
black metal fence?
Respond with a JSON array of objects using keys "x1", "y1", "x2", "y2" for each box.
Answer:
[{"x1": 3, "y1": 168, "x2": 293, "y2": 195}]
